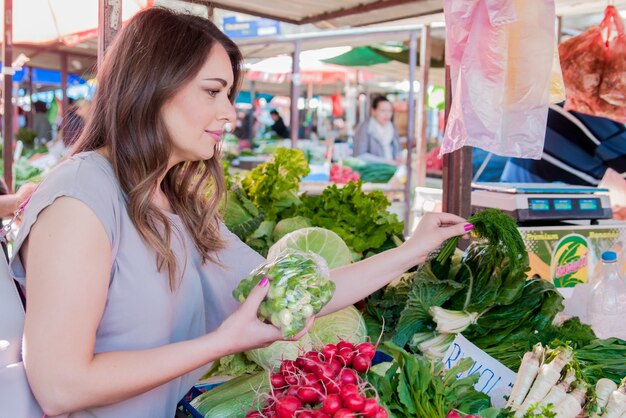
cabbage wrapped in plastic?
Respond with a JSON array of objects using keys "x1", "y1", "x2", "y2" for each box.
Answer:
[{"x1": 232, "y1": 249, "x2": 335, "y2": 337}]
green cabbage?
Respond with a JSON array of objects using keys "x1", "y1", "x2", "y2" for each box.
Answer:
[
  {"x1": 245, "y1": 334, "x2": 313, "y2": 371},
  {"x1": 268, "y1": 227, "x2": 353, "y2": 269},
  {"x1": 309, "y1": 305, "x2": 368, "y2": 345},
  {"x1": 272, "y1": 216, "x2": 313, "y2": 241}
]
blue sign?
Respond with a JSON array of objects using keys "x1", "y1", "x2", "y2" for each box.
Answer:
[{"x1": 222, "y1": 16, "x2": 280, "y2": 39}]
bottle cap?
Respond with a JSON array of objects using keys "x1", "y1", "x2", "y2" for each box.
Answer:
[{"x1": 602, "y1": 251, "x2": 617, "y2": 262}]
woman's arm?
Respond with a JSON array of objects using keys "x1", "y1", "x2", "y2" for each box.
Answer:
[
  {"x1": 321, "y1": 212, "x2": 471, "y2": 315},
  {"x1": 22, "y1": 197, "x2": 288, "y2": 416}
]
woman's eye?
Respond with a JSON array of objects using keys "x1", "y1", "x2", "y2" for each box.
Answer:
[{"x1": 206, "y1": 89, "x2": 220, "y2": 98}]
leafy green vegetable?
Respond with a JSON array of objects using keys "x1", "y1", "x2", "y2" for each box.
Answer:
[
  {"x1": 223, "y1": 187, "x2": 265, "y2": 241},
  {"x1": 232, "y1": 249, "x2": 335, "y2": 337},
  {"x1": 242, "y1": 148, "x2": 309, "y2": 222},
  {"x1": 369, "y1": 341, "x2": 494, "y2": 418},
  {"x1": 201, "y1": 353, "x2": 261, "y2": 379},
  {"x1": 246, "y1": 335, "x2": 312, "y2": 371},
  {"x1": 295, "y1": 180, "x2": 404, "y2": 258},
  {"x1": 272, "y1": 216, "x2": 313, "y2": 242},
  {"x1": 575, "y1": 338, "x2": 626, "y2": 385},
  {"x1": 309, "y1": 305, "x2": 367, "y2": 346},
  {"x1": 268, "y1": 227, "x2": 353, "y2": 269}
]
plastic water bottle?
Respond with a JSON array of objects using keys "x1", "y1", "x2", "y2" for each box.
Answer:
[{"x1": 587, "y1": 251, "x2": 626, "y2": 339}]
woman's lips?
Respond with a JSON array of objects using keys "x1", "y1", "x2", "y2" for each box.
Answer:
[{"x1": 205, "y1": 130, "x2": 222, "y2": 140}]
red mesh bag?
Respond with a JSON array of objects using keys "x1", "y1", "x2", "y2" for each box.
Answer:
[
  {"x1": 599, "y1": 7, "x2": 626, "y2": 106},
  {"x1": 559, "y1": 6, "x2": 626, "y2": 123}
]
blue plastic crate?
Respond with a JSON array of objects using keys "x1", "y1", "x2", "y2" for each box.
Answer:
[{"x1": 177, "y1": 382, "x2": 223, "y2": 418}]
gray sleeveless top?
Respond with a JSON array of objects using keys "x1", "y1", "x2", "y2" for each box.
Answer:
[{"x1": 9, "y1": 151, "x2": 265, "y2": 418}]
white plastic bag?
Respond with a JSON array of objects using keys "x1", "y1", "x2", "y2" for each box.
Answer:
[{"x1": 442, "y1": 0, "x2": 556, "y2": 159}]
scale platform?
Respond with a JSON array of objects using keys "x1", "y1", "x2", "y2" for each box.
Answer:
[{"x1": 471, "y1": 182, "x2": 613, "y2": 222}]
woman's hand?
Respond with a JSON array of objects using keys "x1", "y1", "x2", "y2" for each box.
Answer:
[
  {"x1": 217, "y1": 278, "x2": 314, "y2": 354},
  {"x1": 397, "y1": 212, "x2": 472, "y2": 269}
]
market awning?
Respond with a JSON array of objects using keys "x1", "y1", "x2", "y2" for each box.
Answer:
[
  {"x1": 322, "y1": 45, "x2": 445, "y2": 68},
  {"x1": 0, "y1": 65, "x2": 86, "y2": 86}
]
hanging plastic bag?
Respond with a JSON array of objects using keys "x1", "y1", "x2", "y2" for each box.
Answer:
[
  {"x1": 550, "y1": 42, "x2": 566, "y2": 104},
  {"x1": 560, "y1": 6, "x2": 626, "y2": 123},
  {"x1": 599, "y1": 6, "x2": 626, "y2": 106},
  {"x1": 442, "y1": 0, "x2": 555, "y2": 159}
]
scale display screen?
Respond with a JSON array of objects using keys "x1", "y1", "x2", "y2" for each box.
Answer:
[
  {"x1": 528, "y1": 199, "x2": 550, "y2": 211},
  {"x1": 554, "y1": 199, "x2": 573, "y2": 211},
  {"x1": 579, "y1": 199, "x2": 599, "y2": 211}
]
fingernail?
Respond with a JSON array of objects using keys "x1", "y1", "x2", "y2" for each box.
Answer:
[
  {"x1": 464, "y1": 223, "x2": 474, "y2": 232},
  {"x1": 258, "y1": 276, "x2": 269, "y2": 287}
]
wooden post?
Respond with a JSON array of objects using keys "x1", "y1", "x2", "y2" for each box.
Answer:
[
  {"x1": 415, "y1": 24, "x2": 431, "y2": 187},
  {"x1": 403, "y1": 30, "x2": 418, "y2": 236},
  {"x1": 290, "y1": 40, "x2": 302, "y2": 148},
  {"x1": 60, "y1": 52, "x2": 69, "y2": 119},
  {"x1": 442, "y1": 65, "x2": 472, "y2": 219},
  {"x1": 2, "y1": 0, "x2": 13, "y2": 192},
  {"x1": 98, "y1": 0, "x2": 122, "y2": 70}
]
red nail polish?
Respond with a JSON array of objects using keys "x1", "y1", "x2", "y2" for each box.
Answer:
[
  {"x1": 464, "y1": 223, "x2": 474, "y2": 232},
  {"x1": 258, "y1": 276, "x2": 269, "y2": 287}
]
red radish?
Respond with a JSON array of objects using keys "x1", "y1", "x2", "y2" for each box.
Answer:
[
  {"x1": 311, "y1": 411, "x2": 330, "y2": 418},
  {"x1": 351, "y1": 354, "x2": 371, "y2": 373},
  {"x1": 302, "y1": 373, "x2": 318, "y2": 386},
  {"x1": 337, "y1": 341, "x2": 354, "y2": 351},
  {"x1": 338, "y1": 369, "x2": 358, "y2": 386},
  {"x1": 284, "y1": 374, "x2": 299, "y2": 386},
  {"x1": 361, "y1": 398, "x2": 380, "y2": 417},
  {"x1": 274, "y1": 396, "x2": 302, "y2": 418},
  {"x1": 338, "y1": 348, "x2": 355, "y2": 366},
  {"x1": 464, "y1": 416, "x2": 481, "y2": 418},
  {"x1": 342, "y1": 394, "x2": 365, "y2": 412},
  {"x1": 246, "y1": 412, "x2": 262, "y2": 418},
  {"x1": 329, "y1": 359, "x2": 342, "y2": 376},
  {"x1": 355, "y1": 342, "x2": 376, "y2": 360},
  {"x1": 374, "y1": 407, "x2": 388, "y2": 418},
  {"x1": 298, "y1": 411, "x2": 314, "y2": 418},
  {"x1": 320, "y1": 344, "x2": 338, "y2": 361},
  {"x1": 334, "y1": 409, "x2": 356, "y2": 418},
  {"x1": 285, "y1": 386, "x2": 300, "y2": 398},
  {"x1": 322, "y1": 378, "x2": 341, "y2": 394},
  {"x1": 340, "y1": 384, "x2": 360, "y2": 402},
  {"x1": 445, "y1": 411, "x2": 462, "y2": 418},
  {"x1": 270, "y1": 373, "x2": 286, "y2": 388},
  {"x1": 315, "y1": 364, "x2": 336, "y2": 380},
  {"x1": 297, "y1": 386, "x2": 320, "y2": 404},
  {"x1": 280, "y1": 360, "x2": 297, "y2": 376},
  {"x1": 322, "y1": 393, "x2": 342, "y2": 414}
]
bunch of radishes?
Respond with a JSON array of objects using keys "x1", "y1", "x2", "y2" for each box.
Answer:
[
  {"x1": 246, "y1": 340, "x2": 388, "y2": 418},
  {"x1": 330, "y1": 164, "x2": 360, "y2": 184}
]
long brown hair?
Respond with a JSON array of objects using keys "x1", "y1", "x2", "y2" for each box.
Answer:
[{"x1": 73, "y1": 7, "x2": 243, "y2": 288}]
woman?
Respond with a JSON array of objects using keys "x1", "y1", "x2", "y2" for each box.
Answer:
[
  {"x1": 353, "y1": 96, "x2": 402, "y2": 164},
  {"x1": 10, "y1": 8, "x2": 471, "y2": 417}
]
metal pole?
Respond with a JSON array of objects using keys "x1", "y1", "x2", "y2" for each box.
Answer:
[
  {"x1": 289, "y1": 40, "x2": 301, "y2": 148},
  {"x1": 415, "y1": 24, "x2": 431, "y2": 187},
  {"x1": 2, "y1": 0, "x2": 13, "y2": 192},
  {"x1": 403, "y1": 30, "x2": 418, "y2": 236},
  {"x1": 60, "y1": 52, "x2": 69, "y2": 119},
  {"x1": 98, "y1": 0, "x2": 122, "y2": 70}
]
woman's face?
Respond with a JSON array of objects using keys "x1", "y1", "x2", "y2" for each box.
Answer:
[
  {"x1": 372, "y1": 100, "x2": 393, "y2": 126},
  {"x1": 161, "y1": 44, "x2": 237, "y2": 166}
]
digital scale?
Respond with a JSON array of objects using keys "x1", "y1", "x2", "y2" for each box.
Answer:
[{"x1": 471, "y1": 182, "x2": 613, "y2": 223}]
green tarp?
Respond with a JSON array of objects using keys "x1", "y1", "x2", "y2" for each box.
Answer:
[{"x1": 322, "y1": 46, "x2": 445, "y2": 68}]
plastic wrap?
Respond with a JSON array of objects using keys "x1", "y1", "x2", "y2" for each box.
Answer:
[
  {"x1": 442, "y1": 0, "x2": 555, "y2": 159},
  {"x1": 232, "y1": 249, "x2": 335, "y2": 337},
  {"x1": 560, "y1": 6, "x2": 626, "y2": 123}
]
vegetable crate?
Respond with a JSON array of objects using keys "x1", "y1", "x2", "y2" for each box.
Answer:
[{"x1": 177, "y1": 382, "x2": 223, "y2": 418}]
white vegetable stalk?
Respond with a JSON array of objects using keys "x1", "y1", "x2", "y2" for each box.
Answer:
[
  {"x1": 515, "y1": 348, "x2": 573, "y2": 417},
  {"x1": 538, "y1": 369, "x2": 576, "y2": 409},
  {"x1": 603, "y1": 386, "x2": 626, "y2": 418},
  {"x1": 429, "y1": 306, "x2": 479, "y2": 334},
  {"x1": 551, "y1": 385, "x2": 586, "y2": 418},
  {"x1": 417, "y1": 333, "x2": 455, "y2": 359},
  {"x1": 591, "y1": 378, "x2": 619, "y2": 418},
  {"x1": 507, "y1": 343, "x2": 544, "y2": 409}
]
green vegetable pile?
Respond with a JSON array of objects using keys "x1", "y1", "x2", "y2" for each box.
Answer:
[
  {"x1": 368, "y1": 342, "x2": 495, "y2": 418},
  {"x1": 232, "y1": 249, "x2": 336, "y2": 338},
  {"x1": 365, "y1": 209, "x2": 565, "y2": 364},
  {"x1": 221, "y1": 148, "x2": 403, "y2": 259}
]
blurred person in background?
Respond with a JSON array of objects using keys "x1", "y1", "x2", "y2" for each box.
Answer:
[
  {"x1": 32, "y1": 101, "x2": 52, "y2": 143},
  {"x1": 269, "y1": 109, "x2": 289, "y2": 138},
  {"x1": 353, "y1": 95, "x2": 402, "y2": 164}
]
